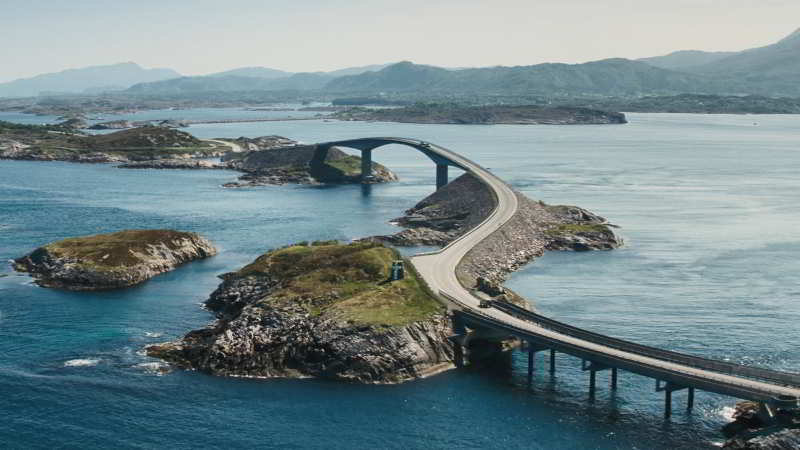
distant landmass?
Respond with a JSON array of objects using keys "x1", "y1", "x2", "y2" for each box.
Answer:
[
  {"x1": 0, "y1": 62, "x2": 181, "y2": 98},
  {"x1": 637, "y1": 50, "x2": 736, "y2": 71},
  {"x1": 2, "y1": 28, "x2": 800, "y2": 112}
]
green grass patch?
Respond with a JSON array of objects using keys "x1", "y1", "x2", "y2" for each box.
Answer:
[
  {"x1": 237, "y1": 242, "x2": 443, "y2": 326},
  {"x1": 43, "y1": 229, "x2": 197, "y2": 269},
  {"x1": 325, "y1": 155, "x2": 362, "y2": 176}
]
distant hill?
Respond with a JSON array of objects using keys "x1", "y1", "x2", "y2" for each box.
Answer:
[
  {"x1": 325, "y1": 63, "x2": 395, "y2": 77},
  {"x1": 126, "y1": 64, "x2": 391, "y2": 95},
  {"x1": 639, "y1": 28, "x2": 800, "y2": 95},
  {"x1": 127, "y1": 72, "x2": 335, "y2": 94},
  {"x1": 688, "y1": 28, "x2": 800, "y2": 77},
  {"x1": 637, "y1": 50, "x2": 735, "y2": 71},
  {"x1": 324, "y1": 60, "x2": 714, "y2": 96},
  {"x1": 0, "y1": 62, "x2": 181, "y2": 98},
  {"x1": 207, "y1": 67, "x2": 292, "y2": 79}
]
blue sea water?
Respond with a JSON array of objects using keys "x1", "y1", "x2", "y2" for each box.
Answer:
[{"x1": 1, "y1": 113, "x2": 799, "y2": 449}]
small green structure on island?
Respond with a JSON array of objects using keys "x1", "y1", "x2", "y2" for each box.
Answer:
[{"x1": 148, "y1": 241, "x2": 452, "y2": 383}]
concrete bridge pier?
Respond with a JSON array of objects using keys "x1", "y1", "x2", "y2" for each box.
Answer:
[
  {"x1": 657, "y1": 380, "x2": 691, "y2": 418},
  {"x1": 549, "y1": 349, "x2": 556, "y2": 374},
  {"x1": 436, "y1": 164, "x2": 448, "y2": 190},
  {"x1": 525, "y1": 343, "x2": 550, "y2": 388},
  {"x1": 583, "y1": 360, "x2": 611, "y2": 400},
  {"x1": 361, "y1": 149, "x2": 372, "y2": 181}
]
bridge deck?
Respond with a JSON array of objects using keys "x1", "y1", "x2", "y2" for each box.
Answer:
[{"x1": 320, "y1": 137, "x2": 800, "y2": 408}]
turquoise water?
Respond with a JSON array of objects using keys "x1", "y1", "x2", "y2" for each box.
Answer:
[{"x1": 1, "y1": 113, "x2": 799, "y2": 449}]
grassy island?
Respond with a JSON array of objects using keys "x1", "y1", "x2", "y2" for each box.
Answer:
[
  {"x1": 0, "y1": 122, "x2": 229, "y2": 162},
  {"x1": 230, "y1": 241, "x2": 441, "y2": 326},
  {"x1": 14, "y1": 229, "x2": 217, "y2": 290}
]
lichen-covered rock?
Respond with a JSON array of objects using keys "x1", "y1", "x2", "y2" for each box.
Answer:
[
  {"x1": 13, "y1": 229, "x2": 217, "y2": 290},
  {"x1": 147, "y1": 242, "x2": 453, "y2": 383}
]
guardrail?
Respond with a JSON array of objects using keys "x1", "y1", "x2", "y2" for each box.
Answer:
[
  {"x1": 489, "y1": 300, "x2": 800, "y2": 388},
  {"x1": 439, "y1": 291, "x2": 789, "y2": 400}
]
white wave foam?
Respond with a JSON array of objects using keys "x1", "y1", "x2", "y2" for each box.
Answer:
[
  {"x1": 64, "y1": 358, "x2": 100, "y2": 367},
  {"x1": 720, "y1": 405, "x2": 737, "y2": 420},
  {"x1": 135, "y1": 362, "x2": 169, "y2": 375},
  {"x1": 144, "y1": 332, "x2": 163, "y2": 338}
]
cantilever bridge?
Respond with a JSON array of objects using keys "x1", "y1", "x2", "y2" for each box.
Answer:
[{"x1": 317, "y1": 137, "x2": 800, "y2": 418}]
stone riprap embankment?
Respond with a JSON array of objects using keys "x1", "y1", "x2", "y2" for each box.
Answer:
[
  {"x1": 370, "y1": 173, "x2": 622, "y2": 285},
  {"x1": 147, "y1": 242, "x2": 454, "y2": 383},
  {"x1": 13, "y1": 230, "x2": 217, "y2": 290}
]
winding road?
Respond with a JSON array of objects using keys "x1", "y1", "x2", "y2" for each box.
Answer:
[{"x1": 348, "y1": 137, "x2": 800, "y2": 407}]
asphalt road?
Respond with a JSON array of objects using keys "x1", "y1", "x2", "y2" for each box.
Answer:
[{"x1": 405, "y1": 139, "x2": 800, "y2": 401}]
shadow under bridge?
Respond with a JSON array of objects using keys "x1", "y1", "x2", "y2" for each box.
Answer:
[{"x1": 314, "y1": 137, "x2": 467, "y2": 189}]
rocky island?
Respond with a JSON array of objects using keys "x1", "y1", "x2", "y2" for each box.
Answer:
[
  {"x1": 223, "y1": 142, "x2": 397, "y2": 186},
  {"x1": 370, "y1": 173, "x2": 622, "y2": 284},
  {"x1": 147, "y1": 241, "x2": 454, "y2": 383},
  {"x1": 0, "y1": 121, "x2": 230, "y2": 163},
  {"x1": 146, "y1": 175, "x2": 621, "y2": 382},
  {"x1": 13, "y1": 230, "x2": 217, "y2": 290},
  {"x1": 334, "y1": 104, "x2": 627, "y2": 125}
]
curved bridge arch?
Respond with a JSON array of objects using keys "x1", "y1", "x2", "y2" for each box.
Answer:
[
  {"x1": 315, "y1": 137, "x2": 467, "y2": 189},
  {"x1": 314, "y1": 135, "x2": 800, "y2": 416}
]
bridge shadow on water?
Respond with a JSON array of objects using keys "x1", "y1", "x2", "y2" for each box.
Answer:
[{"x1": 448, "y1": 346, "x2": 727, "y2": 449}]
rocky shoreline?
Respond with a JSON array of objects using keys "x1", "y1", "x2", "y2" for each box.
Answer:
[
  {"x1": 334, "y1": 105, "x2": 628, "y2": 125},
  {"x1": 222, "y1": 143, "x2": 397, "y2": 187},
  {"x1": 146, "y1": 173, "x2": 620, "y2": 383},
  {"x1": 370, "y1": 173, "x2": 622, "y2": 285},
  {"x1": 13, "y1": 230, "x2": 217, "y2": 290},
  {"x1": 147, "y1": 242, "x2": 455, "y2": 383}
]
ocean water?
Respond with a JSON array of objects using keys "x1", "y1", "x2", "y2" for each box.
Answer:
[{"x1": 1, "y1": 113, "x2": 798, "y2": 449}]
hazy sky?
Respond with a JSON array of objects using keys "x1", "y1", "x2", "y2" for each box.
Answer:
[{"x1": 2, "y1": 0, "x2": 798, "y2": 82}]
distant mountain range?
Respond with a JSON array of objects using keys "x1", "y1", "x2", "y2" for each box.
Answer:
[
  {"x1": 2, "y1": 28, "x2": 799, "y2": 99},
  {"x1": 0, "y1": 62, "x2": 397, "y2": 98},
  {"x1": 0, "y1": 62, "x2": 180, "y2": 98}
]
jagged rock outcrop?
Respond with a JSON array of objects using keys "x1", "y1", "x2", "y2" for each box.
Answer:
[
  {"x1": 722, "y1": 401, "x2": 800, "y2": 449},
  {"x1": 724, "y1": 429, "x2": 800, "y2": 449},
  {"x1": 147, "y1": 242, "x2": 454, "y2": 383},
  {"x1": 370, "y1": 173, "x2": 622, "y2": 285},
  {"x1": 13, "y1": 230, "x2": 216, "y2": 290}
]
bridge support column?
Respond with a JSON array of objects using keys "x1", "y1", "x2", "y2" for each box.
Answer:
[
  {"x1": 656, "y1": 380, "x2": 688, "y2": 419},
  {"x1": 665, "y1": 390, "x2": 673, "y2": 418},
  {"x1": 582, "y1": 360, "x2": 609, "y2": 400},
  {"x1": 611, "y1": 368, "x2": 618, "y2": 390},
  {"x1": 549, "y1": 349, "x2": 556, "y2": 374},
  {"x1": 527, "y1": 349, "x2": 534, "y2": 387},
  {"x1": 361, "y1": 149, "x2": 372, "y2": 181},
  {"x1": 687, "y1": 387, "x2": 694, "y2": 411},
  {"x1": 450, "y1": 313, "x2": 467, "y2": 368},
  {"x1": 436, "y1": 164, "x2": 448, "y2": 190}
]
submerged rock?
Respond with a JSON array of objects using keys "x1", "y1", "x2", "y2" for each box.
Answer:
[
  {"x1": 13, "y1": 230, "x2": 216, "y2": 290},
  {"x1": 147, "y1": 241, "x2": 454, "y2": 383}
]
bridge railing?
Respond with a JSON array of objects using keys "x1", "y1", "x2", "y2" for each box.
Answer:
[{"x1": 488, "y1": 300, "x2": 800, "y2": 388}]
